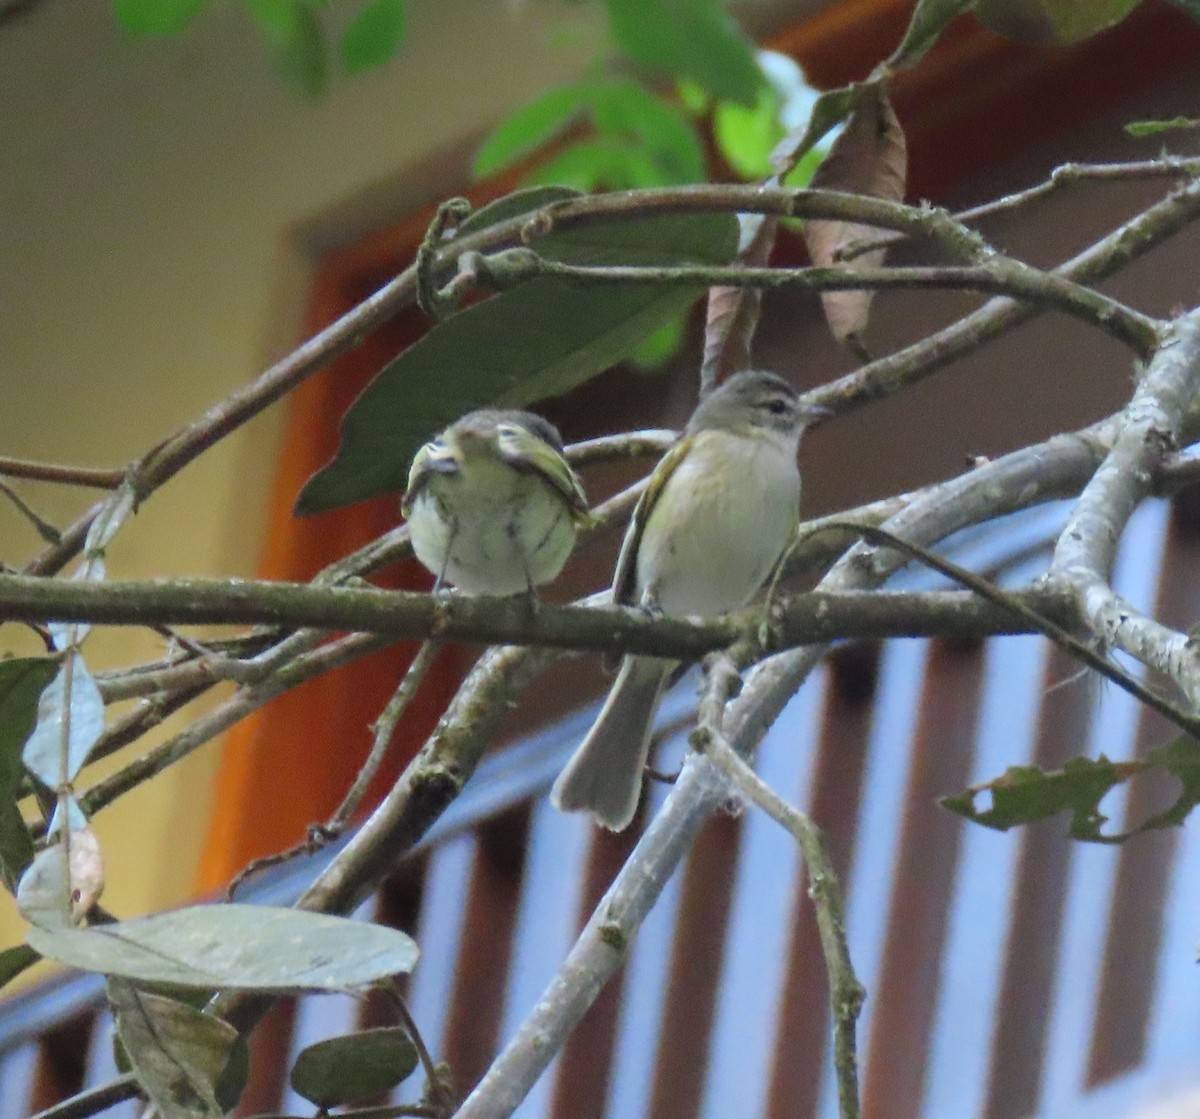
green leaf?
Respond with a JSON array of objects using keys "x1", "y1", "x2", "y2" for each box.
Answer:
[
  {"x1": 588, "y1": 80, "x2": 705, "y2": 183},
  {"x1": 0, "y1": 944, "x2": 40, "y2": 994},
  {"x1": 524, "y1": 137, "x2": 677, "y2": 192},
  {"x1": 715, "y1": 90, "x2": 784, "y2": 180},
  {"x1": 290, "y1": 1027, "x2": 419, "y2": 1107},
  {"x1": 1125, "y1": 116, "x2": 1200, "y2": 137},
  {"x1": 22, "y1": 652, "x2": 105, "y2": 788},
  {"x1": 943, "y1": 734, "x2": 1200, "y2": 841},
  {"x1": 886, "y1": 0, "x2": 974, "y2": 69},
  {"x1": 603, "y1": 0, "x2": 763, "y2": 107},
  {"x1": 113, "y1": 0, "x2": 209, "y2": 36},
  {"x1": 341, "y1": 0, "x2": 406, "y2": 73},
  {"x1": 475, "y1": 79, "x2": 703, "y2": 187},
  {"x1": 295, "y1": 209, "x2": 738, "y2": 513},
  {"x1": 243, "y1": 0, "x2": 328, "y2": 99},
  {"x1": 0, "y1": 657, "x2": 58, "y2": 890},
  {"x1": 627, "y1": 312, "x2": 687, "y2": 370},
  {"x1": 28, "y1": 904, "x2": 420, "y2": 991},
  {"x1": 109, "y1": 978, "x2": 240, "y2": 1119},
  {"x1": 455, "y1": 186, "x2": 582, "y2": 238},
  {"x1": 475, "y1": 82, "x2": 601, "y2": 178}
]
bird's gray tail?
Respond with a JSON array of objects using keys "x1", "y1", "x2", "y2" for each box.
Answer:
[{"x1": 550, "y1": 657, "x2": 672, "y2": 831}]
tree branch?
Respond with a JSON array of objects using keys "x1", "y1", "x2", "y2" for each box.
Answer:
[
  {"x1": 1052, "y1": 307, "x2": 1200, "y2": 704},
  {"x1": 0, "y1": 571, "x2": 1076, "y2": 655}
]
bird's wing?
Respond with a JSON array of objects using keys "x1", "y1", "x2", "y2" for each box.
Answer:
[
  {"x1": 496, "y1": 422, "x2": 591, "y2": 521},
  {"x1": 612, "y1": 435, "x2": 691, "y2": 606},
  {"x1": 401, "y1": 438, "x2": 459, "y2": 515}
]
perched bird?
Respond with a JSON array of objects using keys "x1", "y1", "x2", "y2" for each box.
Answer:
[
  {"x1": 551, "y1": 370, "x2": 816, "y2": 831},
  {"x1": 402, "y1": 409, "x2": 590, "y2": 596}
]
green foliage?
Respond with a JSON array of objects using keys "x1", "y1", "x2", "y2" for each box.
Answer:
[
  {"x1": 475, "y1": 78, "x2": 704, "y2": 190},
  {"x1": 27, "y1": 904, "x2": 420, "y2": 990},
  {"x1": 0, "y1": 657, "x2": 58, "y2": 890},
  {"x1": 1125, "y1": 116, "x2": 1200, "y2": 137},
  {"x1": 342, "y1": 0, "x2": 406, "y2": 73},
  {"x1": 943, "y1": 734, "x2": 1200, "y2": 840},
  {"x1": 602, "y1": 0, "x2": 763, "y2": 107},
  {"x1": 296, "y1": 204, "x2": 739, "y2": 513},
  {"x1": 244, "y1": 0, "x2": 329, "y2": 98},
  {"x1": 885, "y1": 0, "x2": 975, "y2": 69},
  {"x1": 290, "y1": 1027, "x2": 419, "y2": 1106},
  {"x1": 109, "y1": 978, "x2": 245, "y2": 1119},
  {"x1": 113, "y1": 0, "x2": 208, "y2": 35}
]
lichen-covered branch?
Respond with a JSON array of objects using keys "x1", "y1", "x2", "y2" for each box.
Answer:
[{"x1": 1052, "y1": 307, "x2": 1200, "y2": 705}]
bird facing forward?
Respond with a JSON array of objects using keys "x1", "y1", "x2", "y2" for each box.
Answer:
[
  {"x1": 551, "y1": 370, "x2": 818, "y2": 831},
  {"x1": 402, "y1": 409, "x2": 590, "y2": 596}
]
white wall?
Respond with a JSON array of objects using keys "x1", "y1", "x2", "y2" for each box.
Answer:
[{"x1": 0, "y1": 0, "x2": 602, "y2": 953}]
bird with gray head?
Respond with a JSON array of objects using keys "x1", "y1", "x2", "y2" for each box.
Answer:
[
  {"x1": 551, "y1": 369, "x2": 822, "y2": 830},
  {"x1": 402, "y1": 408, "x2": 590, "y2": 596}
]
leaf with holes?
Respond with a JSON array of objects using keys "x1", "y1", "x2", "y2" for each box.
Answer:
[
  {"x1": 17, "y1": 826, "x2": 105, "y2": 929},
  {"x1": 109, "y1": 978, "x2": 242, "y2": 1119},
  {"x1": 295, "y1": 208, "x2": 739, "y2": 514},
  {"x1": 802, "y1": 81, "x2": 907, "y2": 352},
  {"x1": 943, "y1": 734, "x2": 1200, "y2": 840},
  {"x1": 28, "y1": 904, "x2": 419, "y2": 990},
  {"x1": 290, "y1": 1027, "x2": 419, "y2": 1107},
  {"x1": 22, "y1": 652, "x2": 105, "y2": 788}
]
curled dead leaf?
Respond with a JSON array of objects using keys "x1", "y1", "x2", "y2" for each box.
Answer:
[{"x1": 802, "y1": 82, "x2": 908, "y2": 352}]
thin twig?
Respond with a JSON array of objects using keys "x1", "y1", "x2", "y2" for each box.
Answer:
[
  {"x1": 468, "y1": 249, "x2": 1162, "y2": 357},
  {"x1": 225, "y1": 640, "x2": 440, "y2": 899},
  {"x1": 0, "y1": 456, "x2": 125, "y2": 490},
  {"x1": 25, "y1": 1073, "x2": 142, "y2": 1119},
  {"x1": 0, "y1": 478, "x2": 61, "y2": 543},
  {"x1": 698, "y1": 711, "x2": 863, "y2": 1119}
]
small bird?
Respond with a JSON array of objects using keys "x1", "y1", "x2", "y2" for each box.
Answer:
[
  {"x1": 551, "y1": 370, "x2": 816, "y2": 831},
  {"x1": 402, "y1": 409, "x2": 590, "y2": 596}
]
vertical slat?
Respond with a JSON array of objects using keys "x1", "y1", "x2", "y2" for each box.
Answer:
[
  {"x1": 1040, "y1": 499, "x2": 1168, "y2": 1115},
  {"x1": 1088, "y1": 499, "x2": 1200, "y2": 1085},
  {"x1": 924, "y1": 634, "x2": 1045, "y2": 1119},
  {"x1": 822, "y1": 639, "x2": 928, "y2": 1119},
  {"x1": 501, "y1": 800, "x2": 590, "y2": 1119},
  {"x1": 83, "y1": 1011, "x2": 140, "y2": 1119},
  {"x1": 645, "y1": 808, "x2": 741, "y2": 1119},
  {"x1": 602, "y1": 768, "x2": 688, "y2": 1119},
  {"x1": 441, "y1": 807, "x2": 530, "y2": 1097},
  {"x1": 764, "y1": 648, "x2": 878, "y2": 1119},
  {"x1": 28, "y1": 1014, "x2": 93, "y2": 1112},
  {"x1": 406, "y1": 834, "x2": 475, "y2": 1081},
  {"x1": 548, "y1": 824, "x2": 640, "y2": 1119},
  {"x1": 236, "y1": 998, "x2": 298, "y2": 1115},
  {"x1": 700, "y1": 665, "x2": 828, "y2": 1119},
  {"x1": 1144, "y1": 777, "x2": 1200, "y2": 1072},
  {"x1": 861, "y1": 637, "x2": 986, "y2": 1119},
  {"x1": 0, "y1": 1043, "x2": 39, "y2": 1119}
]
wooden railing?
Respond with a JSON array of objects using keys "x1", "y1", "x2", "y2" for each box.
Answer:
[{"x1": 4, "y1": 497, "x2": 1200, "y2": 1119}]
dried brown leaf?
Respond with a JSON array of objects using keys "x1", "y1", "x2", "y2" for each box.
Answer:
[
  {"x1": 700, "y1": 212, "x2": 779, "y2": 394},
  {"x1": 802, "y1": 82, "x2": 907, "y2": 349}
]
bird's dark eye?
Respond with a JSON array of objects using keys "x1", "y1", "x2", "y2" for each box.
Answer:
[{"x1": 766, "y1": 397, "x2": 790, "y2": 415}]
